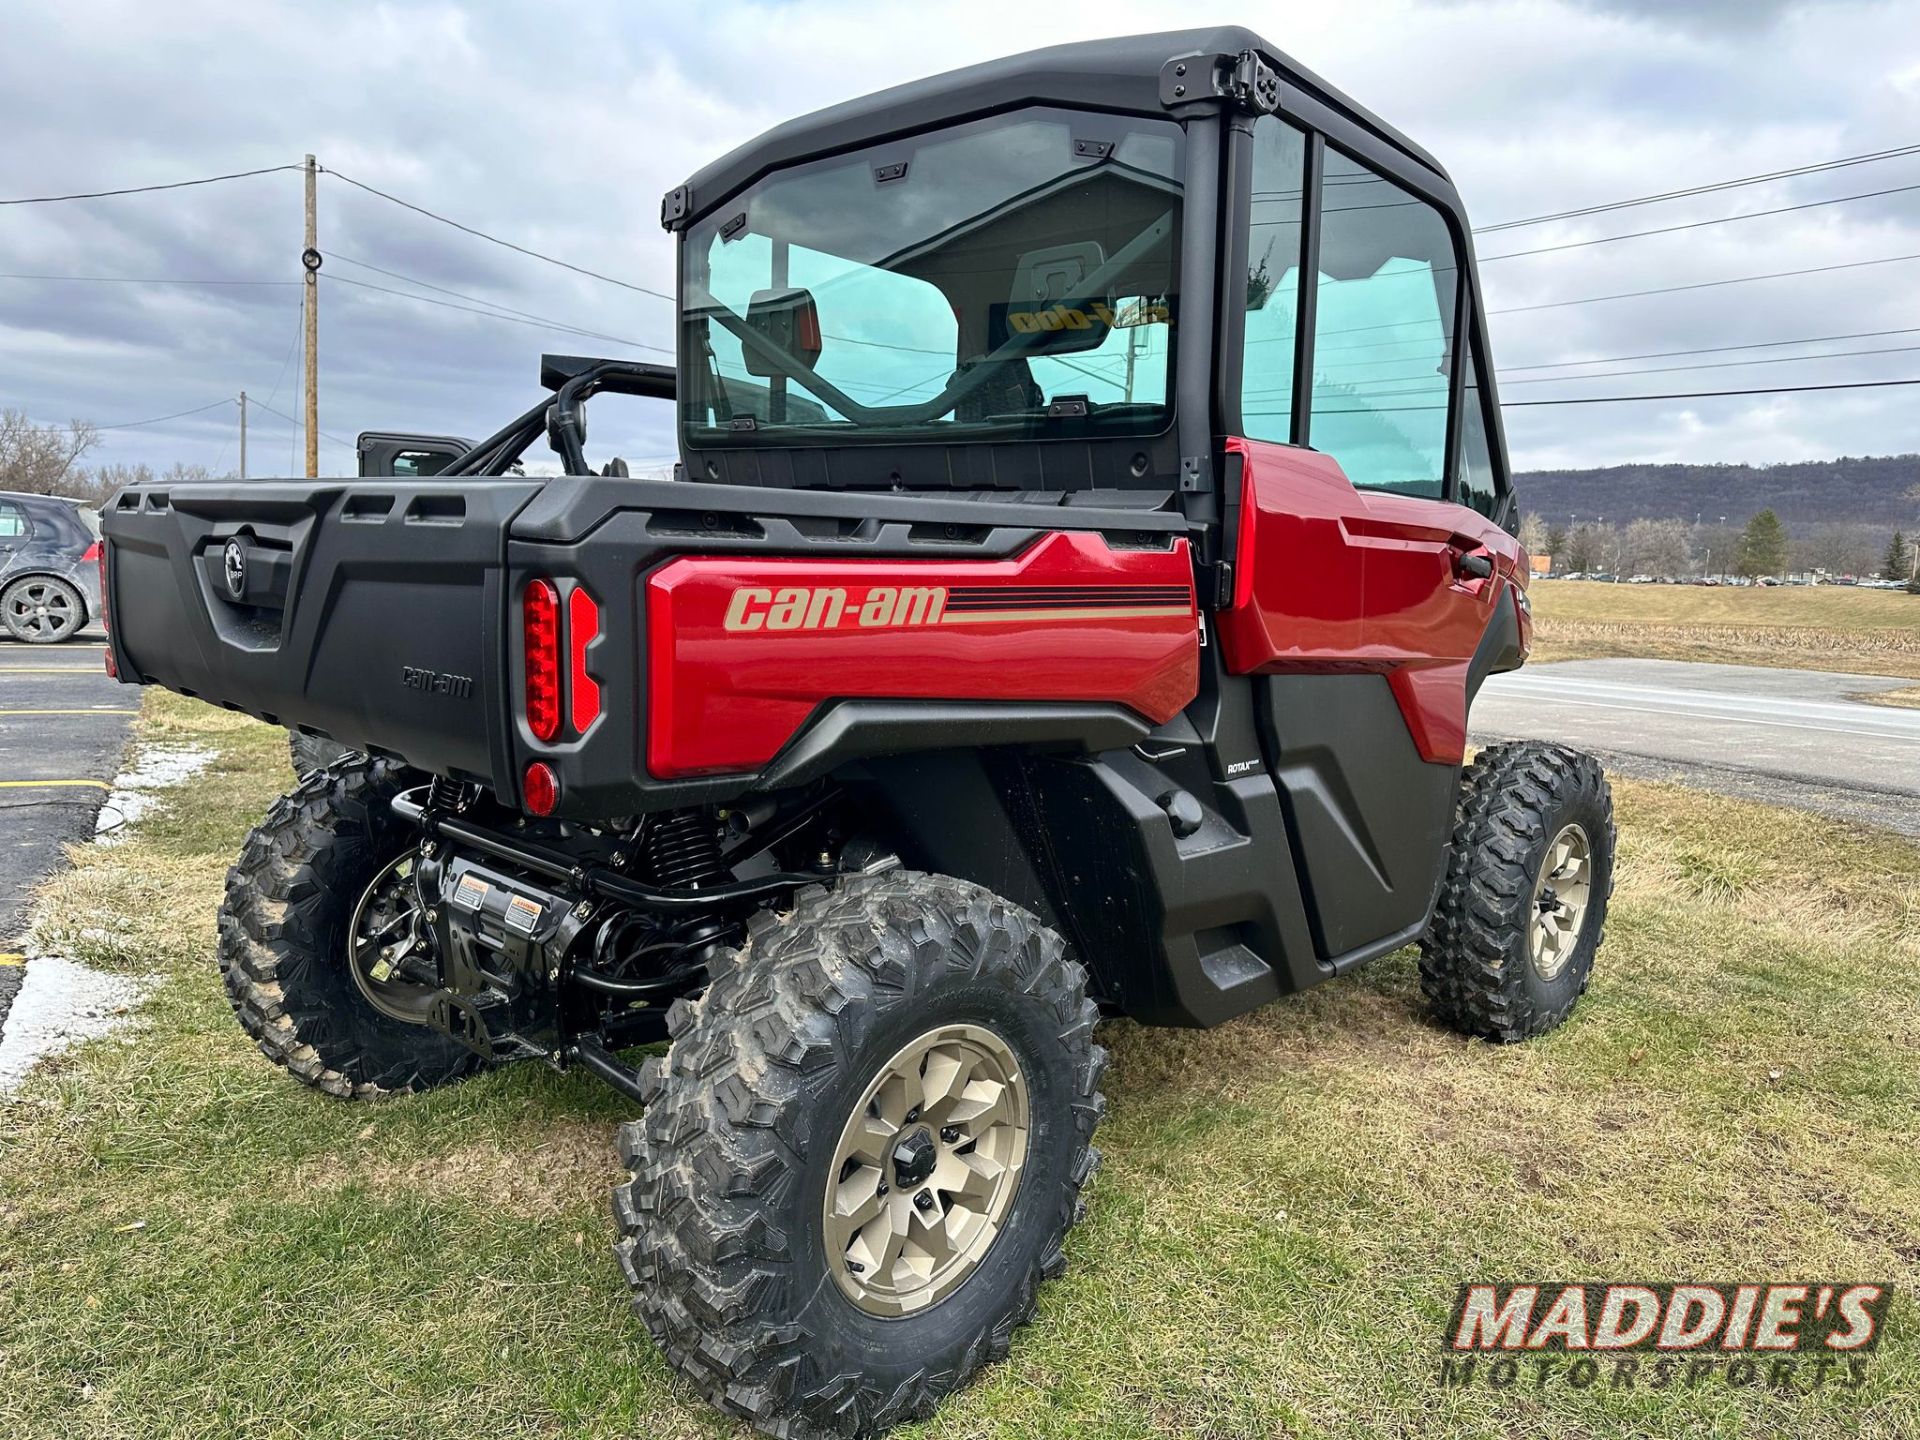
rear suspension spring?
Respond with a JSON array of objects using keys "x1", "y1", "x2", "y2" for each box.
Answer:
[{"x1": 642, "y1": 811, "x2": 726, "y2": 889}]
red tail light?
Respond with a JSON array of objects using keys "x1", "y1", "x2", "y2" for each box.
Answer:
[
  {"x1": 95, "y1": 538, "x2": 116, "y2": 677},
  {"x1": 568, "y1": 585, "x2": 601, "y2": 734},
  {"x1": 523, "y1": 579, "x2": 561, "y2": 742}
]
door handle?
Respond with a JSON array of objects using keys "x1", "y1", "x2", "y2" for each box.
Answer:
[{"x1": 1453, "y1": 551, "x2": 1493, "y2": 581}]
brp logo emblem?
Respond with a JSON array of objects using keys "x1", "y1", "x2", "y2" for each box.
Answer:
[{"x1": 222, "y1": 538, "x2": 248, "y2": 601}]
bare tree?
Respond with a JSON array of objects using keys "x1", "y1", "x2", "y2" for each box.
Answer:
[
  {"x1": 1622, "y1": 518, "x2": 1693, "y2": 578},
  {"x1": 1795, "y1": 523, "x2": 1880, "y2": 578},
  {"x1": 1516, "y1": 511, "x2": 1548, "y2": 560},
  {"x1": 0, "y1": 408, "x2": 101, "y2": 497}
]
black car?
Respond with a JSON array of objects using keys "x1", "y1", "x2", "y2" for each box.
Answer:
[{"x1": 0, "y1": 490, "x2": 103, "y2": 643}]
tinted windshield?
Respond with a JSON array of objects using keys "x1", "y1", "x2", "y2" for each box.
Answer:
[{"x1": 681, "y1": 107, "x2": 1184, "y2": 445}]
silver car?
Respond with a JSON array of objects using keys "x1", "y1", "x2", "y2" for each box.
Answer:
[{"x1": 0, "y1": 490, "x2": 103, "y2": 643}]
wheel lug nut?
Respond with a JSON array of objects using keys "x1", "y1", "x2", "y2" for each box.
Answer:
[
  {"x1": 876, "y1": 1182, "x2": 888, "y2": 1195},
  {"x1": 904, "y1": 1107, "x2": 920, "y2": 1123},
  {"x1": 913, "y1": 1190, "x2": 935, "y2": 1211},
  {"x1": 940, "y1": 1126, "x2": 960, "y2": 1143}
]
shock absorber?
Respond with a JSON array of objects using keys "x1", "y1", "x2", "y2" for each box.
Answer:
[{"x1": 641, "y1": 811, "x2": 727, "y2": 890}]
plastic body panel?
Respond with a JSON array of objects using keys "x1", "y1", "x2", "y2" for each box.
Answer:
[
  {"x1": 1217, "y1": 437, "x2": 1526, "y2": 764},
  {"x1": 102, "y1": 479, "x2": 540, "y2": 786},
  {"x1": 644, "y1": 531, "x2": 1198, "y2": 778},
  {"x1": 102, "y1": 474, "x2": 1188, "y2": 818}
]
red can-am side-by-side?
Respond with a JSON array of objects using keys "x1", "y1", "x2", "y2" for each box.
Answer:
[{"x1": 99, "y1": 27, "x2": 1611, "y2": 1440}]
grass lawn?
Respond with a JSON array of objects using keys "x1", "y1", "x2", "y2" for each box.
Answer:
[
  {"x1": 3, "y1": 691, "x2": 1919, "y2": 1438},
  {"x1": 1529, "y1": 579, "x2": 1920, "y2": 678}
]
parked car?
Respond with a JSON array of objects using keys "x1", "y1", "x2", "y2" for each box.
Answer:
[{"x1": 0, "y1": 490, "x2": 102, "y2": 643}]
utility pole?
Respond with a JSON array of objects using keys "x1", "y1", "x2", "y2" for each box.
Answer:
[
  {"x1": 302, "y1": 154, "x2": 319, "y2": 479},
  {"x1": 238, "y1": 390, "x2": 247, "y2": 479}
]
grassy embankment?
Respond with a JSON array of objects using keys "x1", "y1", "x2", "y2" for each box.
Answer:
[
  {"x1": 2, "y1": 690, "x2": 1918, "y2": 1438},
  {"x1": 1528, "y1": 578, "x2": 1920, "y2": 683}
]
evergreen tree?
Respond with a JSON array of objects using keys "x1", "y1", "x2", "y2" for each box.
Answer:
[
  {"x1": 1545, "y1": 524, "x2": 1569, "y2": 572},
  {"x1": 1886, "y1": 530, "x2": 1913, "y2": 583},
  {"x1": 1737, "y1": 509, "x2": 1789, "y2": 578}
]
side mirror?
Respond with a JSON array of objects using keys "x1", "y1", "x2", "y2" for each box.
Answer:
[
  {"x1": 742, "y1": 287, "x2": 823, "y2": 377},
  {"x1": 997, "y1": 241, "x2": 1113, "y2": 356}
]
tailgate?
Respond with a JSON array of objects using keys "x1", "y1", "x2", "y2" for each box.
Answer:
[{"x1": 102, "y1": 477, "x2": 541, "y2": 787}]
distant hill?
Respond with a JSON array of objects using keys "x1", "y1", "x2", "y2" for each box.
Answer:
[{"x1": 1515, "y1": 455, "x2": 1920, "y2": 529}]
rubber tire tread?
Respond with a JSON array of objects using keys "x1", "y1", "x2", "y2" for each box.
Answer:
[
  {"x1": 218, "y1": 754, "x2": 484, "y2": 1098},
  {"x1": 1419, "y1": 740, "x2": 1614, "y2": 1042},
  {"x1": 611, "y1": 870, "x2": 1105, "y2": 1440}
]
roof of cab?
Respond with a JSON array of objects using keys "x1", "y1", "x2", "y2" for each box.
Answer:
[{"x1": 673, "y1": 26, "x2": 1449, "y2": 225}]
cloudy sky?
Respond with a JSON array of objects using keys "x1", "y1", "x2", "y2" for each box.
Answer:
[{"x1": 4, "y1": 0, "x2": 1919, "y2": 477}]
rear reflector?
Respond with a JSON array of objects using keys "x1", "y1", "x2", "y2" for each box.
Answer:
[
  {"x1": 96, "y1": 539, "x2": 116, "y2": 677},
  {"x1": 523, "y1": 579, "x2": 562, "y2": 742},
  {"x1": 568, "y1": 585, "x2": 601, "y2": 734},
  {"x1": 523, "y1": 760, "x2": 559, "y2": 816}
]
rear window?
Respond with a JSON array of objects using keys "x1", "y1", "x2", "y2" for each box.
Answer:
[{"x1": 682, "y1": 107, "x2": 1184, "y2": 445}]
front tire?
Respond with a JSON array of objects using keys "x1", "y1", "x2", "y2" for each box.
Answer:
[
  {"x1": 1420, "y1": 742, "x2": 1614, "y2": 1042},
  {"x1": 218, "y1": 756, "x2": 484, "y2": 1098},
  {"x1": 613, "y1": 872, "x2": 1105, "y2": 1439}
]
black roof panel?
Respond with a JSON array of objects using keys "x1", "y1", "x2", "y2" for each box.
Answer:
[{"x1": 676, "y1": 27, "x2": 1449, "y2": 224}]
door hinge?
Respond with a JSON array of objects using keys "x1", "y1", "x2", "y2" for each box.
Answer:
[{"x1": 1160, "y1": 49, "x2": 1281, "y2": 115}]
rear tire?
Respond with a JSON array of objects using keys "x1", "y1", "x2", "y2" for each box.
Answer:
[
  {"x1": 1, "y1": 575, "x2": 85, "y2": 643},
  {"x1": 287, "y1": 730, "x2": 356, "y2": 777},
  {"x1": 219, "y1": 755, "x2": 483, "y2": 1098},
  {"x1": 612, "y1": 871, "x2": 1105, "y2": 1439},
  {"x1": 1420, "y1": 741, "x2": 1614, "y2": 1042}
]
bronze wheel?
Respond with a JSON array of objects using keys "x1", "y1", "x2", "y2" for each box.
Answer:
[
  {"x1": 822, "y1": 1022, "x2": 1031, "y2": 1317},
  {"x1": 1529, "y1": 823, "x2": 1593, "y2": 982}
]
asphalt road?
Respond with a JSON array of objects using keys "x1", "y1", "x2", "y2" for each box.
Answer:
[
  {"x1": 0, "y1": 632, "x2": 136, "y2": 1035},
  {"x1": 1474, "y1": 658, "x2": 1920, "y2": 837}
]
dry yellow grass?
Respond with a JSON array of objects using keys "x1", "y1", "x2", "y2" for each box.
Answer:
[
  {"x1": 1856, "y1": 685, "x2": 1920, "y2": 710},
  {"x1": 1529, "y1": 579, "x2": 1920, "y2": 677},
  {"x1": 4, "y1": 693, "x2": 1919, "y2": 1438}
]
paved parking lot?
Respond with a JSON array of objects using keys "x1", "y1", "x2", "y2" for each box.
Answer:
[{"x1": 0, "y1": 632, "x2": 136, "y2": 1034}]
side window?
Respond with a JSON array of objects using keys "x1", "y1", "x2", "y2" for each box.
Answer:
[
  {"x1": 0, "y1": 503, "x2": 28, "y2": 540},
  {"x1": 1456, "y1": 337, "x2": 1504, "y2": 522},
  {"x1": 1308, "y1": 150, "x2": 1459, "y2": 499},
  {"x1": 1239, "y1": 119, "x2": 1310, "y2": 442}
]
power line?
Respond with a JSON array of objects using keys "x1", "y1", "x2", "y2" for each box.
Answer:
[
  {"x1": 1475, "y1": 141, "x2": 1920, "y2": 232},
  {"x1": 323, "y1": 254, "x2": 672, "y2": 354},
  {"x1": 1320, "y1": 376, "x2": 1920, "y2": 414},
  {"x1": 1498, "y1": 325, "x2": 1920, "y2": 374},
  {"x1": 321, "y1": 167, "x2": 673, "y2": 301},
  {"x1": 1488, "y1": 249, "x2": 1920, "y2": 317},
  {"x1": 1479, "y1": 181, "x2": 1920, "y2": 263},
  {"x1": 1503, "y1": 341, "x2": 1920, "y2": 386},
  {"x1": 320, "y1": 271, "x2": 671, "y2": 354},
  {"x1": 0, "y1": 273, "x2": 297, "y2": 286},
  {"x1": 1508, "y1": 376, "x2": 1920, "y2": 407},
  {"x1": 1270, "y1": 340, "x2": 1920, "y2": 402},
  {"x1": 0, "y1": 164, "x2": 302, "y2": 206},
  {"x1": 93, "y1": 398, "x2": 234, "y2": 430},
  {"x1": 248, "y1": 396, "x2": 354, "y2": 448}
]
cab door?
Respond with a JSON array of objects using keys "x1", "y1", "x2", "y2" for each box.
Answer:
[{"x1": 1214, "y1": 113, "x2": 1526, "y2": 964}]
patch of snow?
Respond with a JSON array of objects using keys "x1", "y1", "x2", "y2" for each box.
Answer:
[
  {"x1": 93, "y1": 743, "x2": 214, "y2": 844},
  {"x1": 0, "y1": 956, "x2": 149, "y2": 1094}
]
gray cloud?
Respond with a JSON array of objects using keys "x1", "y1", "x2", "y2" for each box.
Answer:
[{"x1": 3, "y1": 0, "x2": 1920, "y2": 478}]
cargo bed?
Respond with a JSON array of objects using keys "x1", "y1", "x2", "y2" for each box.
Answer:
[{"x1": 102, "y1": 475, "x2": 1193, "y2": 815}]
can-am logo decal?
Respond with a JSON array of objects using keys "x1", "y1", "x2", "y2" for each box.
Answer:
[
  {"x1": 721, "y1": 583, "x2": 1191, "y2": 633},
  {"x1": 1439, "y1": 1282, "x2": 1891, "y2": 1392}
]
